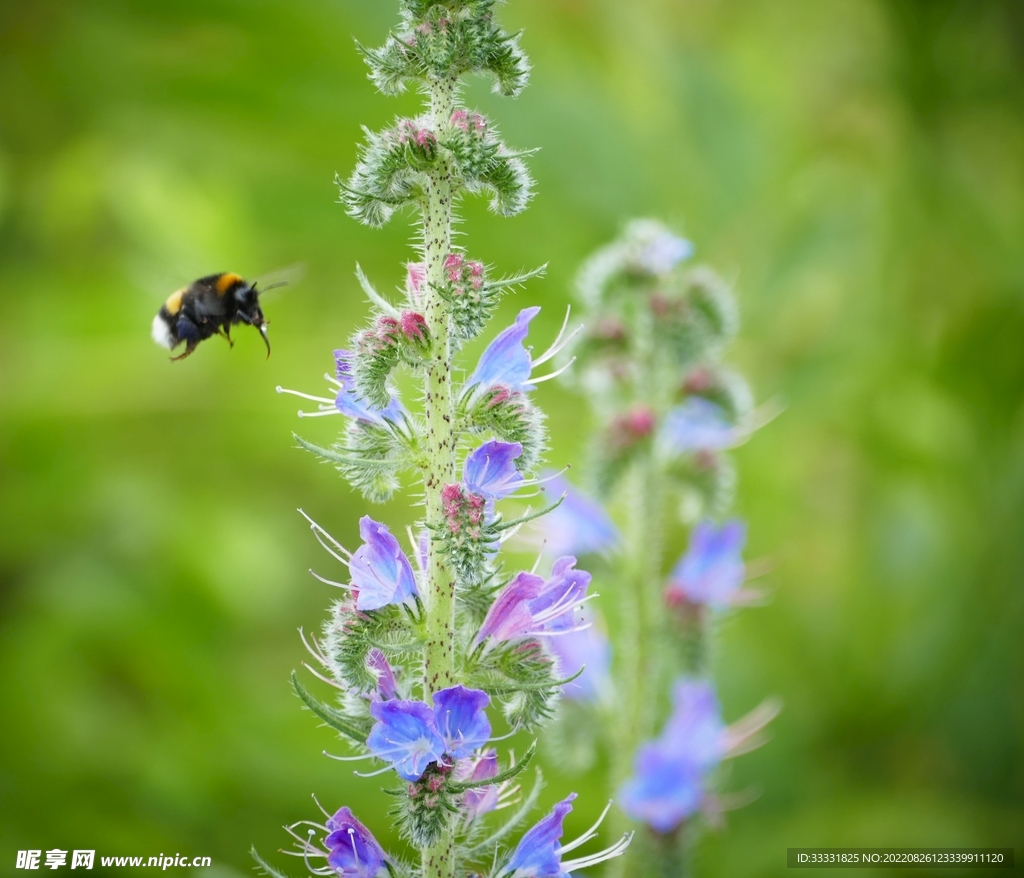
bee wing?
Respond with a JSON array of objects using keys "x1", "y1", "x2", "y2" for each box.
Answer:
[{"x1": 254, "y1": 263, "x2": 306, "y2": 299}]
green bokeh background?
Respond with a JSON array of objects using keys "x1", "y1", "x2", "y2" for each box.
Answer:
[{"x1": 1, "y1": 0, "x2": 1022, "y2": 875}]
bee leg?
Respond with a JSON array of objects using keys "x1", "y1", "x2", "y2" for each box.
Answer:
[
  {"x1": 221, "y1": 326, "x2": 234, "y2": 347},
  {"x1": 170, "y1": 316, "x2": 201, "y2": 361},
  {"x1": 170, "y1": 343, "x2": 198, "y2": 361}
]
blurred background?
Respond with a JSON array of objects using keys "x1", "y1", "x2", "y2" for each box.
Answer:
[{"x1": 1, "y1": 0, "x2": 1023, "y2": 875}]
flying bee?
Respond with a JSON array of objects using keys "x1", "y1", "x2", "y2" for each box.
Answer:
[{"x1": 151, "y1": 272, "x2": 278, "y2": 361}]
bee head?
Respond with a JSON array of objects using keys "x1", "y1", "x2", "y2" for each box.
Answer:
[{"x1": 235, "y1": 281, "x2": 271, "y2": 358}]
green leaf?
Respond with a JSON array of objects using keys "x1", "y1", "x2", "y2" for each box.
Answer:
[
  {"x1": 251, "y1": 847, "x2": 295, "y2": 878},
  {"x1": 448, "y1": 740, "x2": 536, "y2": 793},
  {"x1": 356, "y1": 263, "x2": 401, "y2": 317},
  {"x1": 463, "y1": 770, "x2": 544, "y2": 857},
  {"x1": 290, "y1": 671, "x2": 367, "y2": 744}
]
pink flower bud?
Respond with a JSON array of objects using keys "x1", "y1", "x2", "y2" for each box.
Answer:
[
  {"x1": 442, "y1": 483, "x2": 464, "y2": 534},
  {"x1": 682, "y1": 367, "x2": 714, "y2": 394},
  {"x1": 406, "y1": 262, "x2": 427, "y2": 304},
  {"x1": 609, "y1": 405, "x2": 656, "y2": 449},
  {"x1": 400, "y1": 311, "x2": 429, "y2": 343}
]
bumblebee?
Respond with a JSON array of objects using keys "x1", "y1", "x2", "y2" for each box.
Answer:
[{"x1": 151, "y1": 272, "x2": 271, "y2": 361}]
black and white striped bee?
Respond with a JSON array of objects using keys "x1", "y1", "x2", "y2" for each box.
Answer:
[{"x1": 151, "y1": 272, "x2": 272, "y2": 361}]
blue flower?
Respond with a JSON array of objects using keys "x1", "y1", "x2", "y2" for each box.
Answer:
[
  {"x1": 324, "y1": 807, "x2": 387, "y2": 878},
  {"x1": 618, "y1": 743, "x2": 704, "y2": 833},
  {"x1": 639, "y1": 231, "x2": 694, "y2": 275},
  {"x1": 665, "y1": 519, "x2": 746, "y2": 609},
  {"x1": 467, "y1": 307, "x2": 541, "y2": 394},
  {"x1": 432, "y1": 685, "x2": 492, "y2": 758},
  {"x1": 463, "y1": 440, "x2": 528, "y2": 500},
  {"x1": 499, "y1": 794, "x2": 631, "y2": 877},
  {"x1": 366, "y1": 649, "x2": 398, "y2": 701},
  {"x1": 533, "y1": 475, "x2": 619, "y2": 558},
  {"x1": 547, "y1": 614, "x2": 611, "y2": 702},
  {"x1": 366, "y1": 700, "x2": 445, "y2": 782},
  {"x1": 523, "y1": 556, "x2": 592, "y2": 634},
  {"x1": 619, "y1": 679, "x2": 725, "y2": 832},
  {"x1": 275, "y1": 350, "x2": 405, "y2": 424},
  {"x1": 348, "y1": 516, "x2": 419, "y2": 611},
  {"x1": 334, "y1": 350, "x2": 406, "y2": 424},
  {"x1": 660, "y1": 680, "x2": 726, "y2": 771},
  {"x1": 661, "y1": 397, "x2": 737, "y2": 452},
  {"x1": 505, "y1": 794, "x2": 576, "y2": 877},
  {"x1": 459, "y1": 750, "x2": 500, "y2": 819},
  {"x1": 366, "y1": 686, "x2": 491, "y2": 781},
  {"x1": 475, "y1": 557, "x2": 591, "y2": 646}
]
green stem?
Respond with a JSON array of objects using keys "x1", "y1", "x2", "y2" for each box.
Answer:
[
  {"x1": 608, "y1": 449, "x2": 666, "y2": 878},
  {"x1": 421, "y1": 74, "x2": 458, "y2": 878},
  {"x1": 609, "y1": 303, "x2": 677, "y2": 877}
]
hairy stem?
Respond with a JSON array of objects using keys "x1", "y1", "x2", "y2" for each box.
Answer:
[
  {"x1": 609, "y1": 302, "x2": 674, "y2": 877},
  {"x1": 421, "y1": 74, "x2": 458, "y2": 878}
]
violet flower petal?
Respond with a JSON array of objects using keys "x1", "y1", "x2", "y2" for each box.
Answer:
[
  {"x1": 505, "y1": 793, "x2": 576, "y2": 877},
  {"x1": 349, "y1": 516, "x2": 418, "y2": 611},
  {"x1": 526, "y1": 556, "x2": 590, "y2": 633},
  {"x1": 618, "y1": 743, "x2": 704, "y2": 833},
  {"x1": 639, "y1": 232, "x2": 694, "y2": 275},
  {"x1": 660, "y1": 679, "x2": 726, "y2": 771},
  {"x1": 366, "y1": 649, "x2": 398, "y2": 701},
  {"x1": 661, "y1": 397, "x2": 736, "y2": 452},
  {"x1": 537, "y1": 475, "x2": 619, "y2": 558},
  {"x1": 432, "y1": 685, "x2": 491, "y2": 758},
  {"x1": 475, "y1": 572, "x2": 546, "y2": 645},
  {"x1": 667, "y1": 520, "x2": 746, "y2": 608},
  {"x1": 324, "y1": 807, "x2": 387, "y2": 878},
  {"x1": 366, "y1": 700, "x2": 445, "y2": 782},
  {"x1": 463, "y1": 440, "x2": 526, "y2": 500},
  {"x1": 547, "y1": 619, "x2": 611, "y2": 702},
  {"x1": 467, "y1": 307, "x2": 541, "y2": 394},
  {"x1": 461, "y1": 750, "x2": 500, "y2": 819},
  {"x1": 334, "y1": 349, "x2": 406, "y2": 424}
]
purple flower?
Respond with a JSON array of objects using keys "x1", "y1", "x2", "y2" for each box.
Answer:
[
  {"x1": 324, "y1": 807, "x2": 387, "y2": 878},
  {"x1": 533, "y1": 475, "x2": 619, "y2": 558},
  {"x1": 475, "y1": 558, "x2": 591, "y2": 646},
  {"x1": 467, "y1": 307, "x2": 541, "y2": 394},
  {"x1": 276, "y1": 351, "x2": 406, "y2": 423},
  {"x1": 661, "y1": 680, "x2": 726, "y2": 770},
  {"x1": 500, "y1": 794, "x2": 630, "y2": 877},
  {"x1": 547, "y1": 616, "x2": 611, "y2": 702},
  {"x1": 463, "y1": 440, "x2": 528, "y2": 500},
  {"x1": 475, "y1": 572, "x2": 544, "y2": 644},
  {"x1": 349, "y1": 517, "x2": 419, "y2": 611},
  {"x1": 366, "y1": 686, "x2": 491, "y2": 781},
  {"x1": 505, "y1": 794, "x2": 576, "y2": 877},
  {"x1": 459, "y1": 750, "x2": 500, "y2": 819},
  {"x1": 334, "y1": 350, "x2": 406, "y2": 424},
  {"x1": 366, "y1": 649, "x2": 398, "y2": 701},
  {"x1": 618, "y1": 743, "x2": 705, "y2": 833},
  {"x1": 523, "y1": 557, "x2": 591, "y2": 634},
  {"x1": 433, "y1": 685, "x2": 492, "y2": 757},
  {"x1": 619, "y1": 679, "x2": 725, "y2": 832},
  {"x1": 367, "y1": 700, "x2": 445, "y2": 782},
  {"x1": 662, "y1": 397, "x2": 737, "y2": 452},
  {"x1": 665, "y1": 520, "x2": 746, "y2": 609},
  {"x1": 639, "y1": 232, "x2": 694, "y2": 275}
]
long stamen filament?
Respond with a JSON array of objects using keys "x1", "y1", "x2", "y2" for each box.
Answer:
[
  {"x1": 277, "y1": 386, "x2": 335, "y2": 405},
  {"x1": 556, "y1": 801, "x2": 613, "y2": 855},
  {"x1": 531, "y1": 356, "x2": 577, "y2": 384}
]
